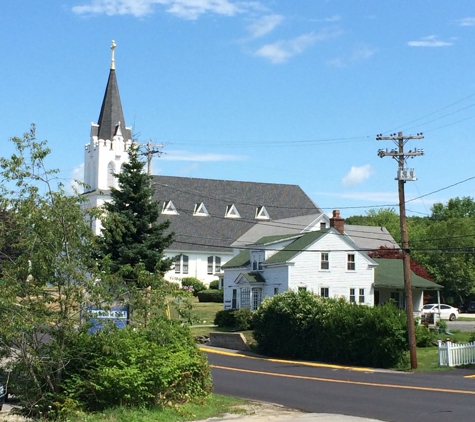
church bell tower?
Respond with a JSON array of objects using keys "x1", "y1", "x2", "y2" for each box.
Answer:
[{"x1": 83, "y1": 41, "x2": 132, "y2": 230}]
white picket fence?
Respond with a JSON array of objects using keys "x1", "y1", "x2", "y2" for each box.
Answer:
[{"x1": 438, "y1": 340, "x2": 475, "y2": 367}]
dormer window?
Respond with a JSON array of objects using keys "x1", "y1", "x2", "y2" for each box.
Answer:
[
  {"x1": 255, "y1": 206, "x2": 270, "y2": 220},
  {"x1": 162, "y1": 200, "x2": 179, "y2": 215},
  {"x1": 193, "y1": 202, "x2": 209, "y2": 217},
  {"x1": 225, "y1": 204, "x2": 241, "y2": 219}
]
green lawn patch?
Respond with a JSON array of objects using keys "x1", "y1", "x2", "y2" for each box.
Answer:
[{"x1": 65, "y1": 395, "x2": 249, "y2": 422}]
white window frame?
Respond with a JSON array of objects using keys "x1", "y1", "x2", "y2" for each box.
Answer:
[
  {"x1": 320, "y1": 252, "x2": 329, "y2": 270},
  {"x1": 347, "y1": 254, "x2": 355, "y2": 271},
  {"x1": 350, "y1": 288, "x2": 356, "y2": 303},
  {"x1": 320, "y1": 287, "x2": 329, "y2": 298}
]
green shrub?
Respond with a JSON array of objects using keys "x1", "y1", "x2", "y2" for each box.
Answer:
[
  {"x1": 209, "y1": 280, "x2": 220, "y2": 290},
  {"x1": 252, "y1": 290, "x2": 408, "y2": 368},
  {"x1": 214, "y1": 308, "x2": 253, "y2": 330},
  {"x1": 197, "y1": 289, "x2": 223, "y2": 303},
  {"x1": 181, "y1": 277, "x2": 207, "y2": 294},
  {"x1": 415, "y1": 324, "x2": 436, "y2": 347},
  {"x1": 61, "y1": 318, "x2": 212, "y2": 412}
]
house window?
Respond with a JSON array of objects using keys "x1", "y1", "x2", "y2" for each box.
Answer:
[
  {"x1": 207, "y1": 256, "x2": 221, "y2": 274},
  {"x1": 391, "y1": 292, "x2": 404, "y2": 309},
  {"x1": 255, "y1": 206, "x2": 270, "y2": 220},
  {"x1": 274, "y1": 287, "x2": 279, "y2": 296},
  {"x1": 298, "y1": 286, "x2": 307, "y2": 292},
  {"x1": 225, "y1": 204, "x2": 241, "y2": 219},
  {"x1": 193, "y1": 202, "x2": 209, "y2": 217},
  {"x1": 347, "y1": 254, "x2": 355, "y2": 271},
  {"x1": 162, "y1": 200, "x2": 179, "y2": 215},
  {"x1": 321, "y1": 253, "x2": 329, "y2": 270},
  {"x1": 174, "y1": 255, "x2": 189, "y2": 274},
  {"x1": 252, "y1": 288, "x2": 262, "y2": 310},
  {"x1": 350, "y1": 288, "x2": 356, "y2": 303},
  {"x1": 241, "y1": 288, "x2": 250, "y2": 308},
  {"x1": 320, "y1": 222, "x2": 326, "y2": 229},
  {"x1": 232, "y1": 289, "x2": 237, "y2": 309},
  {"x1": 359, "y1": 288, "x2": 365, "y2": 303},
  {"x1": 321, "y1": 287, "x2": 329, "y2": 298}
]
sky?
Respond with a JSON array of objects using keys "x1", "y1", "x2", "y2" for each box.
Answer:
[{"x1": 1, "y1": 1, "x2": 475, "y2": 219}]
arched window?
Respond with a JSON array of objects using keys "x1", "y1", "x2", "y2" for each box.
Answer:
[
  {"x1": 107, "y1": 162, "x2": 115, "y2": 188},
  {"x1": 207, "y1": 256, "x2": 222, "y2": 274}
]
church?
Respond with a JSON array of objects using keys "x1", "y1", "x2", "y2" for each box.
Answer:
[{"x1": 83, "y1": 42, "x2": 326, "y2": 285}]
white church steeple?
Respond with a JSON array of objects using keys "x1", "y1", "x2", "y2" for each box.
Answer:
[{"x1": 83, "y1": 41, "x2": 132, "y2": 232}]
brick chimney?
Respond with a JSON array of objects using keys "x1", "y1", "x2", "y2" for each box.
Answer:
[{"x1": 330, "y1": 210, "x2": 344, "y2": 234}]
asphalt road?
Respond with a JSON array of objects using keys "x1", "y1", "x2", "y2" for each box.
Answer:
[{"x1": 204, "y1": 347, "x2": 475, "y2": 422}]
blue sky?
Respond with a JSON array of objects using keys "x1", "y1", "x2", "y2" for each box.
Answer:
[{"x1": 1, "y1": 1, "x2": 475, "y2": 218}]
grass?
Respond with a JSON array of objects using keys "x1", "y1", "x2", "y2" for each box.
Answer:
[
  {"x1": 188, "y1": 299, "x2": 222, "y2": 326},
  {"x1": 64, "y1": 395, "x2": 250, "y2": 422}
]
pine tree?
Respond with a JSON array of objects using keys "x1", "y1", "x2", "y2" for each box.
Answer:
[{"x1": 97, "y1": 143, "x2": 174, "y2": 287}]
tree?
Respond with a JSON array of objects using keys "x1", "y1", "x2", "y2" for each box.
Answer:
[
  {"x1": 96, "y1": 143, "x2": 174, "y2": 288},
  {"x1": 0, "y1": 125, "x2": 108, "y2": 417},
  {"x1": 430, "y1": 196, "x2": 475, "y2": 221},
  {"x1": 346, "y1": 208, "x2": 401, "y2": 241}
]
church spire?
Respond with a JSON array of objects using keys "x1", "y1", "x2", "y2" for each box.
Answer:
[{"x1": 96, "y1": 40, "x2": 131, "y2": 141}]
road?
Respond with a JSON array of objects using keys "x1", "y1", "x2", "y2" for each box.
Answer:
[{"x1": 204, "y1": 347, "x2": 475, "y2": 422}]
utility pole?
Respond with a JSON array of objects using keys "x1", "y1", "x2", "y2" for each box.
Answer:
[
  {"x1": 137, "y1": 139, "x2": 164, "y2": 175},
  {"x1": 376, "y1": 131, "x2": 424, "y2": 369}
]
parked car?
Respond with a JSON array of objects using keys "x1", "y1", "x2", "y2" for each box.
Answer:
[
  {"x1": 421, "y1": 303, "x2": 459, "y2": 321},
  {"x1": 0, "y1": 381, "x2": 5, "y2": 411},
  {"x1": 466, "y1": 301, "x2": 475, "y2": 313}
]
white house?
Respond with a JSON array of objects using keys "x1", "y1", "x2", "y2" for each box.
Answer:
[
  {"x1": 222, "y1": 210, "x2": 442, "y2": 311},
  {"x1": 223, "y1": 211, "x2": 378, "y2": 310}
]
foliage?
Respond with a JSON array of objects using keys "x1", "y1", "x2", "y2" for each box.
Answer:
[
  {"x1": 345, "y1": 208, "x2": 401, "y2": 241},
  {"x1": 96, "y1": 143, "x2": 175, "y2": 288},
  {"x1": 0, "y1": 125, "x2": 110, "y2": 418},
  {"x1": 62, "y1": 395, "x2": 251, "y2": 422},
  {"x1": 252, "y1": 290, "x2": 408, "y2": 368},
  {"x1": 197, "y1": 289, "x2": 223, "y2": 303},
  {"x1": 209, "y1": 280, "x2": 220, "y2": 290},
  {"x1": 415, "y1": 324, "x2": 436, "y2": 347},
  {"x1": 181, "y1": 277, "x2": 207, "y2": 295},
  {"x1": 214, "y1": 308, "x2": 253, "y2": 330},
  {"x1": 59, "y1": 320, "x2": 212, "y2": 414}
]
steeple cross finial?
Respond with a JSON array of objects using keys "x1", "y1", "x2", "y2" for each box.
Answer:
[{"x1": 111, "y1": 40, "x2": 116, "y2": 70}]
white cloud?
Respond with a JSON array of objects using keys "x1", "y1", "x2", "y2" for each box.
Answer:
[
  {"x1": 457, "y1": 17, "x2": 475, "y2": 27},
  {"x1": 255, "y1": 28, "x2": 342, "y2": 64},
  {"x1": 327, "y1": 44, "x2": 376, "y2": 67},
  {"x1": 342, "y1": 165, "x2": 374, "y2": 187},
  {"x1": 323, "y1": 15, "x2": 340, "y2": 23},
  {"x1": 247, "y1": 14, "x2": 283, "y2": 38},
  {"x1": 72, "y1": 0, "x2": 243, "y2": 19},
  {"x1": 407, "y1": 35, "x2": 452, "y2": 47},
  {"x1": 65, "y1": 163, "x2": 84, "y2": 195},
  {"x1": 161, "y1": 150, "x2": 245, "y2": 161}
]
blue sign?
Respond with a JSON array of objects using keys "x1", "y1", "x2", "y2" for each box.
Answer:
[{"x1": 87, "y1": 305, "x2": 129, "y2": 333}]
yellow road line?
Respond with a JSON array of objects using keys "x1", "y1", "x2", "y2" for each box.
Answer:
[
  {"x1": 201, "y1": 347, "x2": 374, "y2": 372},
  {"x1": 212, "y1": 365, "x2": 475, "y2": 395}
]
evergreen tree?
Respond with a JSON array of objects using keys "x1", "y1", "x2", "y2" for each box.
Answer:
[{"x1": 97, "y1": 143, "x2": 174, "y2": 287}]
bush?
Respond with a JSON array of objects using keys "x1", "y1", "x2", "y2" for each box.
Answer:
[
  {"x1": 252, "y1": 290, "x2": 408, "y2": 368},
  {"x1": 181, "y1": 277, "x2": 207, "y2": 294},
  {"x1": 214, "y1": 308, "x2": 253, "y2": 330},
  {"x1": 415, "y1": 324, "x2": 436, "y2": 347},
  {"x1": 209, "y1": 280, "x2": 220, "y2": 290},
  {"x1": 197, "y1": 289, "x2": 223, "y2": 303},
  {"x1": 60, "y1": 318, "x2": 212, "y2": 412}
]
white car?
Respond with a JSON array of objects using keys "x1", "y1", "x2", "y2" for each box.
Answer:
[{"x1": 421, "y1": 303, "x2": 459, "y2": 321}]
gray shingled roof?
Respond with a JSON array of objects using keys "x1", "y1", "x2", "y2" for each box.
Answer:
[
  {"x1": 152, "y1": 176, "x2": 322, "y2": 253},
  {"x1": 93, "y1": 69, "x2": 132, "y2": 141}
]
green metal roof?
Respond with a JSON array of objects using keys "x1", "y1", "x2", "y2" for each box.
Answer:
[
  {"x1": 254, "y1": 233, "x2": 302, "y2": 245},
  {"x1": 264, "y1": 230, "x2": 329, "y2": 264},
  {"x1": 222, "y1": 249, "x2": 250, "y2": 269},
  {"x1": 240, "y1": 272, "x2": 266, "y2": 283},
  {"x1": 374, "y1": 259, "x2": 442, "y2": 290}
]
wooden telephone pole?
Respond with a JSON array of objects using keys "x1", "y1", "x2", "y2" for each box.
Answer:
[
  {"x1": 137, "y1": 139, "x2": 164, "y2": 175},
  {"x1": 376, "y1": 131, "x2": 424, "y2": 369}
]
